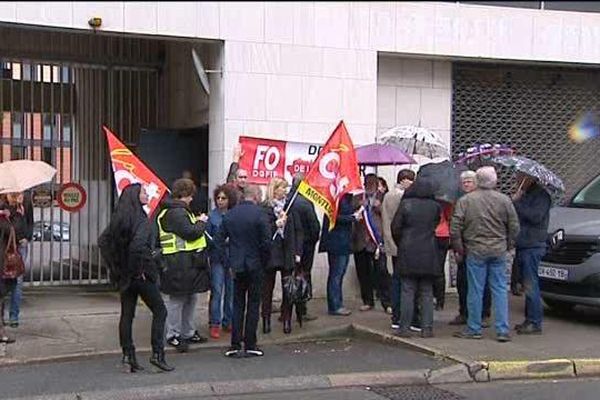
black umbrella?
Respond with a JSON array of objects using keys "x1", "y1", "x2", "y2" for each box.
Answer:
[{"x1": 417, "y1": 160, "x2": 467, "y2": 203}]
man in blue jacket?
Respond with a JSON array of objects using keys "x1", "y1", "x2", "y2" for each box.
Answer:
[
  {"x1": 513, "y1": 174, "x2": 552, "y2": 335},
  {"x1": 216, "y1": 184, "x2": 271, "y2": 358}
]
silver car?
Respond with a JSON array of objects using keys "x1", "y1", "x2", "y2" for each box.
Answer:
[{"x1": 540, "y1": 174, "x2": 600, "y2": 311}]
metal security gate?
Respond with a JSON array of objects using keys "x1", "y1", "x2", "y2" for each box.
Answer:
[
  {"x1": 0, "y1": 25, "x2": 165, "y2": 286},
  {"x1": 452, "y1": 62, "x2": 600, "y2": 198}
]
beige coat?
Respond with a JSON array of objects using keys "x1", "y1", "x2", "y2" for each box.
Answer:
[{"x1": 381, "y1": 187, "x2": 404, "y2": 256}]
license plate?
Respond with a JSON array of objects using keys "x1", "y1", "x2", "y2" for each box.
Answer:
[{"x1": 538, "y1": 266, "x2": 569, "y2": 281}]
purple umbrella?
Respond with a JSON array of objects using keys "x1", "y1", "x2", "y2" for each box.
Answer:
[{"x1": 356, "y1": 143, "x2": 416, "y2": 166}]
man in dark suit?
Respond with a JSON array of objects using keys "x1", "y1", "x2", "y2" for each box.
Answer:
[{"x1": 216, "y1": 184, "x2": 270, "y2": 358}]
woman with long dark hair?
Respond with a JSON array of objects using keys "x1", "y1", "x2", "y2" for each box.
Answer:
[
  {"x1": 99, "y1": 184, "x2": 173, "y2": 373},
  {"x1": 0, "y1": 204, "x2": 15, "y2": 344},
  {"x1": 207, "y1": 184, "x2": 238, "y2": 339}
]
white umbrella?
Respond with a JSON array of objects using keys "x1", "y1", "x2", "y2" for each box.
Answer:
[
  {"x1": 0, "y1": 160, "x2": 57, "y2": 194},
  {"x1": 378, "y1": 125, "x2": 449, "y2": 159}
]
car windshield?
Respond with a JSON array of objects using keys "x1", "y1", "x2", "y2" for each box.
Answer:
[{"x1": 571, "y1": 175, "x2": 600, "y2": 209}]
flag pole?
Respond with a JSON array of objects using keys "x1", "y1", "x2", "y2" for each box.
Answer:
[{"x1": 271, "y1": 183, "x2": 302, "y2": 240}]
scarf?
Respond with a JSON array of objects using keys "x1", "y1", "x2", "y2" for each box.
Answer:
[{"x1": 271, "y1": 198, "x2": 286, "y2": 239}]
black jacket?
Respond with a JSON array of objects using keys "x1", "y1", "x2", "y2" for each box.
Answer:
[
  {"x1": 513, "y1": 184, "x2": 551, "y2": 250},
  {"x1": 392, "y1": 180, "x2": 441, "y2": 278},
  {"x1": 158, "y1": 199, "x2": 210, "y2": 295},
  {"x1": 8, "y1": 193, "x2": 33, "y2": 242},
  {"x1": 260, "y1": 202, "x2": 303, "y2": 271},
  {"x1": 287, "y1": 192, "x2": 320, "y2": 245},
  {"x1": 216, "y1": 200, "x2": 271, "y2": 274}
]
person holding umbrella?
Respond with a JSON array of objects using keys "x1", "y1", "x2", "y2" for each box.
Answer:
[{"x1": 512, "y1": 173, "x2": 552, "y2": 335}]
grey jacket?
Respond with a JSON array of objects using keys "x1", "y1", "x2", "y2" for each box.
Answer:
[
  {"x1": 381, "y1": 187, "x2": 404, "y2": 256},
  {"x1": 450, "y1": 188, "x2": 520, "y2": 258}
]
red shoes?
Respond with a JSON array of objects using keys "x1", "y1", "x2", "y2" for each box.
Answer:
[{"x1": 210, "y1": 326, "x2": 220, "y2": 339}]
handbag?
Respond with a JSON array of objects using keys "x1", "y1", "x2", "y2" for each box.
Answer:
[
  {"x1": 2, "y1": 226, "x2": 25, "y2": 280},
  {"x1": 283, "y1": 270, "x2": 312, "y2": 304}
]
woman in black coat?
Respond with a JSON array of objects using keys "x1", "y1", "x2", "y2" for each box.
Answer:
[
  {"x1": 391, "y1": 179, "x2": 441, "y2": 338},
  {"x1": 98, "y1": 184, "x2": 173, "y2": 373},
  {"x1": 260, "y1": 177, "x2": 303, "y2": 335}
]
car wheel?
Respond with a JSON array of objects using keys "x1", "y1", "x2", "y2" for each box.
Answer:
[{"x1": 543, "y1": 298, "x2": 575, "y2": 313}]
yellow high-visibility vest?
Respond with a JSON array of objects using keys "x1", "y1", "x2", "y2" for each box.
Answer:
[{"x1": 157, "y1": 208, "x2": 207, "y2": 255}]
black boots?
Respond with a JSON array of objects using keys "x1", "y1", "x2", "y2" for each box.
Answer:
[
  {"x1": 122, "y1": 350, "x2": 144, "y2": 373},
  {"x1": 262, "y1": 317, "x2": 271, "y2": 334},
  {"x1": 283, "y1": 319, "x2": 292, "y2": 335},
  {"x1": 150, "y1": 351, "x2": 175, "y2": 372}
]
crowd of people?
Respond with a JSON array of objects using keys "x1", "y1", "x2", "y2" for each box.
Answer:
[{"x1": 0, "y1": 148, "x2": 553, "y2": 372}]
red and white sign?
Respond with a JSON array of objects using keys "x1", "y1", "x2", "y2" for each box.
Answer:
[
  {"x1": 57, "y1": 183, "x2": 87, "y2": 212},
  {"x1": 238, "y1": 136, "x2": 322, "y2": 185}
]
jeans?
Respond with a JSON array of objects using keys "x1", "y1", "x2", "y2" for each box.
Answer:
[
  {"x1": 518, "y1": 247, "x2": 546, "y2": 329},
  {"x1": 354, "y1": 250, "x2": 391, "y2": 309},
  {"x1": 399, "y1": 277, "x2": 434, "y2": 331},
  {"x1": 457, "y1": 260, "x2": 491, "y2": 319},
  {"x1": 231, "y1": 269, "x2": 262, "y2": 350},
  {"x1": 466, "y1": 254, "x2": 509, "y2": 335},
  {"x1": 391, "y1": 257, "x2": 401, "y2": 322},
  {"x1": 165, "y1": 293, "x2": 198, "y2": 340},
  {"x1": 327, "y1": 253, "x2": 350, "y2": 314},
  {"x1": 120, "y1": 278, "x2": 167, "y2": 354},
  {"x1": 8, "y1": 244, "x2": 28, "y2": 323},
  {"x1": 209, "y1": 263, "x2": 233, "y2": 328}
]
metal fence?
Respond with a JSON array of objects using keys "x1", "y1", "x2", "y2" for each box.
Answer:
[
  {"x1": 0, "y1": 25, "x2": 164, "y2": 286},
  {"x1": 452, "y1": 62, "x2": 600, "y2": 199}
]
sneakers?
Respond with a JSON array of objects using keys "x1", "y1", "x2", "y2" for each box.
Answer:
[
  {"x1": 448, "y1": 315, "x2": 467, "y2": 326},
  {"x1": 188, "y1": 331, "x2": 208, "y2": 344},
  {"x1": 9, "y1": 321, "x2": 19, "y2": 328},
  {"x1": 330, "y1": 308, "x2": 352, "y2": 316},
  {"x1": 496, "y1": 333, "x2": 512, "y2": 343},
  {"x1": 515, "y1": 322, "x2": 542, "y2": 335},
  {"x1": 245, "y1": 347, "x2": 264, "y2": 357},
  {"x1": 391, "y1": 321, "x2": 400, "y2": 330},
  {"x1": 210, "y1": 326, "x2": 221, "y2": 339},
  {"x1": 453, "y1": 331, "x2": 483, "y2": 340},
  {"x1": 409, "y1": 325, "x2": 422, "y2": 333},
  {"x1": 167, "y1": 336, "x2": 189, "y2": 353},
  {"x1": 224, "y1": 347, "x2": 242, "y2": 358},
  {"x1": 359, "y1": 305, "x2": 373, "y2": 312}
]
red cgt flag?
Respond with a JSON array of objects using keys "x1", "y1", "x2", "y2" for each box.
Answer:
[
  {"x1": 297, "y1": 121, "x2": 363, "y2": 230},
  {"x1": 103, "y1": 126, "x2": 168, "y2": 217}
]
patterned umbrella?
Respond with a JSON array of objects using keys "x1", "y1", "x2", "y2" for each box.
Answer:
[
  {"x1": 491, "y1": 155, "x2": 565, "y2": 195},
  {"x1": 455, "y1": 143, "x2": 514, "y2": 165},
  {"x1": 378, "y1": 125, "x2": 449, "y2": 159}
]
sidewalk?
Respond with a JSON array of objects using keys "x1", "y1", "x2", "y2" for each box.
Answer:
[{"x1": 3, "y1": 287, "x2": 600, "y2": 381}]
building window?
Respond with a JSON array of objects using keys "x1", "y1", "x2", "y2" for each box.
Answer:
[
  {"x1": 21, "y1": 63, "x2": 39, "y2": 81},
  {"x1": 43, "y1": 147, "x2": 54, "y2": 165},
  {"x1": 12, "y1": 112, "x2": 23, "y2": 139},
  {"x1": 62, "y1": 114, "x2": 72, "y2": 143},
  {"x1": 11, "y1": 145, "x2": 26, "y2": 160},
  {"x1": 43, "y1": 114, "x2": 58, "y2": 141}
]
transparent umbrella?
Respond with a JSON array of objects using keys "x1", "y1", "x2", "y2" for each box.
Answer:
[{"x1": 378, "y1": 125, "x2": 449, "y2": 159}]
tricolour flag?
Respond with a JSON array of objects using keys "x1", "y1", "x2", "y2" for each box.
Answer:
[
  {"x1": 297, "y1": 121, "x2": 363, "y2": 230},
  {"x1": 103, "y1": 125, "x2": 168, "y2": 217}
]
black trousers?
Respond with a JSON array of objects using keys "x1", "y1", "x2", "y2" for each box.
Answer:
[
  {"x1": 119, "y1": 278, "x2": 167, "y2": 354},
  {"x1": 232, "y1": 269, "x2": 262, "y2": 350},
  {"x1": 433, "y1": 238, "x2": 449, "y2": 309},
  {"x1": 261, "y1": 268, "x2": 292, "y2": 323},
  {"x1": 354, "y1": 249, "x2": 391, "y2": 309},
  {"x1": 297, "y1": 242, "x2": 316, "y2": 316},
  {"x1": 457, "y1": 261, "x2": 491, "y2": 319}
]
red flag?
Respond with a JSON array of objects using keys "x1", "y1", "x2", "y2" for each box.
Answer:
[
  {"x1": 103, "y1": 126, "x2": 168, "y2": 217},
  {"x1": 297, "y1": 121, "x2": 363, "y2": 230}
]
